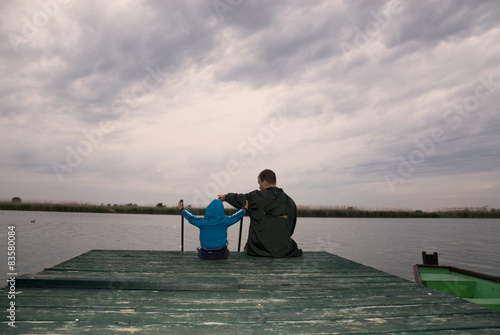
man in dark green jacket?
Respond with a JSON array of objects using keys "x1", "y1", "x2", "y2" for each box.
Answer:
[{"x1": 218, "y1": 169, "x2": 302, "y2": 258}]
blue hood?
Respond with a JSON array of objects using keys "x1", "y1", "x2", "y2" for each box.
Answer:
[{"x1": 204, "y1": 199, "x2": 225, "y2": 220}]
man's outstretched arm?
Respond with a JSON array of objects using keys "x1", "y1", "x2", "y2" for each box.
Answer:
[{"x1": 219, "y1": 193, "x2": 248, "y2": 209}]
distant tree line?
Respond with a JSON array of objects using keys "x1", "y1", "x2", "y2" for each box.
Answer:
[{"x1": 1, "y1": 198, "x2": 499, "y2": 218}]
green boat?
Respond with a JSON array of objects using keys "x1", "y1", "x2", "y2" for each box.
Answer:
[{"x1": 414, "y1": 252, "x2": 500, "y2": 312}]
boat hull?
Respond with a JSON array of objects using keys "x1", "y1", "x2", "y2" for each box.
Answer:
[{"x1": 414, "y1": 264, "x2": 500, "y2": 312}]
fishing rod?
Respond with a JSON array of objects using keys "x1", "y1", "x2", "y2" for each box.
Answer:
[
  {"x1": 180, "y1": 199, "x2": 184, "y2": 252},
  {"x1": 238, "y1": 218, "x2": 243, "y2": 252}
]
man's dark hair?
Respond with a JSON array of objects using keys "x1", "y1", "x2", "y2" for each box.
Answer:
[{"x1": 258, "y1": 169, "x2": 276, "y2": 185}]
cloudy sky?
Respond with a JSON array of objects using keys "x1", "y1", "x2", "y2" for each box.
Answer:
[{"x1": 1, "y1": 0, "x2": 499, "y2": 211}]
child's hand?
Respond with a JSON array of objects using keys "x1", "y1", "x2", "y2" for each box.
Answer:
[
  {"x1": 178, "y1": 200, "x2": 184, "y2": 210},
  {"x1": 244, "y1": 200, "x2": 249, "y2": 210}
]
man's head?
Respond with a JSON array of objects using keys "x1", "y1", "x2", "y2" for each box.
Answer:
[{"x1": 258, "y1": 169, "x2": 276, "y2": 190}]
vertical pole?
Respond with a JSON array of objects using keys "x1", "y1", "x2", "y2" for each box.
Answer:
[
  {"x1": 181, "y1": 215, "x2": 184, "y2": 252},
  {"x1": 237, "y1": 218, "x2": 243, "y2": 252}
]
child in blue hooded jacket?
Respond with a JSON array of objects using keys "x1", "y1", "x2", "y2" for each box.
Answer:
[{"x1": 178, "y1": 199, "x2": 248, "y2": 260}]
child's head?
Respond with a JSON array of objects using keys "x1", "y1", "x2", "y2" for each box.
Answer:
[{"x1": 205, "y1": 199, "x2": 225, "y2": 220}]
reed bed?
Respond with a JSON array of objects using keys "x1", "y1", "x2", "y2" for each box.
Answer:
[
  {"x1": 0, "y1": 201, "x2": 230, "y2": 216},
  {"x1": 1, "y1": 201, "x2": 499, "y2": 218},
  {"x1": 297, "y1": 205, "x2": 500, "y2": 218}
]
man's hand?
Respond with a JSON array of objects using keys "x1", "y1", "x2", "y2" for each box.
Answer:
[
  {"x1": 244, "y1": 200, "x2": 249, "y2": 210},
  {"x1": 218, "y1": 194, "x2": 226, "y2": 201},
  {"x1": 178, "y1": 200, "x2": 184, "y2": 210}
]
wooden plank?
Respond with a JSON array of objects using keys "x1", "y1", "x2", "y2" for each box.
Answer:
[
  {"x1": 16, "y1": 290, "x2": 467, "y2": 311},
  {"x1": 9, "y1": 316, "x2": 500, "y2": 335},
  {"x1": 15, "y1": 297, "x2": 500, "y2": 322},
  {"x1": 16, "y1": 274, "x2": 238, "y2": 291}
]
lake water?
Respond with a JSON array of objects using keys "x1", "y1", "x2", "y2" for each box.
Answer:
[{"x1": 1, "y1": 211, "x2": 499, "y2": 283}]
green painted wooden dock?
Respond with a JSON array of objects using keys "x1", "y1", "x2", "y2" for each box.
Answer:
[{"x1": 3, "y1": 250, "x2": 500, "y2": 334}]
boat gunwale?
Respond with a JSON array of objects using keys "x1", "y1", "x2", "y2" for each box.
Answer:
[{"x1": 413, "y1": 264, "x2": 500, "y2": 285}]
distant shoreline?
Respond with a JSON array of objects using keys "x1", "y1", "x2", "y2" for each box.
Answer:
[{"x1": 1, "y1": 201, "x2": 499, "y2": 218}]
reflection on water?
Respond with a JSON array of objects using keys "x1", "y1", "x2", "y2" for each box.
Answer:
[{"x1": 1, "y1": 211, "x2": 499, "y2": 282}]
